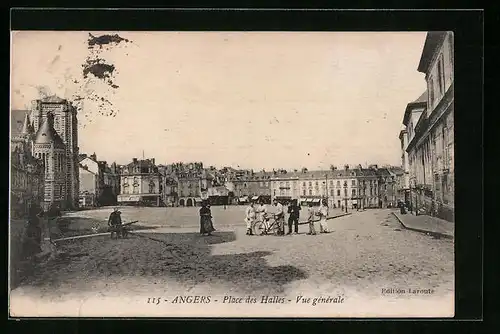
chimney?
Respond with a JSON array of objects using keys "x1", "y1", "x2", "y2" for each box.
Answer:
[
  {"x1": 344, "y1": 164, "x2": 349, "y2": 170},
  {"x1": 150, "y1": 158, "x2": 155, "y2": 165},
  {"x1": 133, "y1": 158, "x2": 138, "y2": 163}
]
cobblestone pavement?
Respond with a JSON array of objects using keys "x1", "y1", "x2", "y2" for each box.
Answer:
[{"x1": 11, "y1": 208, "x2": 454, "y2": 317}]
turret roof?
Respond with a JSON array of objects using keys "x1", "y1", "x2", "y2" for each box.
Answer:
[
  {"x1": 20, "y1": 113, "x2": 33, "y2": 136},
  {"x1": 34, "y1": 115, "x2": 65, "y2": 148}
]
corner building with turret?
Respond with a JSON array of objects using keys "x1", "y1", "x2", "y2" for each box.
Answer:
[{"x1": 11, "y1": 96, "x2": 80, "y2": 209}]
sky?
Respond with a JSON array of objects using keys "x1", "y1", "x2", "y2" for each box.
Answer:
[{"x1": 11, "y1": 31, "x2": 427, "y2": 170}]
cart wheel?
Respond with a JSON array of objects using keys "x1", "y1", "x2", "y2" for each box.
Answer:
[{"x1": 253, "y1": 221, "x2": 266, "y2": 236}]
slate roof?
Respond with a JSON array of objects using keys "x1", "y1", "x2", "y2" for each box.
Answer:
[
  {"x1": 41, "y1": 95, "x2": 66, "y2": 103},
  {"x1": 403, "y1": 91, "x2": 428, "y2": 126},
  {"x1": 34, "y1": 116, "x2": 65, "y2": 148},
  {"x1": 10, "y1": 110, "x2": 30, "y2": 139}
]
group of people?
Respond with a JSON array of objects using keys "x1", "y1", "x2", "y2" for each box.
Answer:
[
  {"x1": 245, "y1": 198, "x2": 331, "y2": 236},
  {"x1": 106, "y1": 199, "x2": 330, "y2": 239}
]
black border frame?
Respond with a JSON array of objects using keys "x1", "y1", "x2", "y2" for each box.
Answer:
[{"x1": 6, "y1": 7, "x2": 485, "y2": 332}]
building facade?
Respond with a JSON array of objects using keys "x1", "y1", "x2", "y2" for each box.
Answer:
[
  {"x1": 232, "y1": 170, "x2": 272, "y2": 204},
  {"x1": 404, "y1": 31, "x2": 454, "y2": 221},
  {"x1": 10, "y1": 116, "x2": 45, "y2": 217},
  {"x1": 32, "y1": 113, "x2": 68, "y2": 210},
  {"x1": 29, "y1": 96, "x2": 80, "y2": 209},
  {"x1": 267, "y1": 166, "x2": 376, "y2": 209},
  {"x1": 399, "y1": 128, "x2": 411, "y2": 202},
  {"x1": 118, "y1": 158, "x2": 161, "y2": 206},
  {"x1": 102, "y1": 162, "x2": 121, "y2": 205},
  {"x1": 78, "y1": 153, "x2": 120, "y2": 207}
]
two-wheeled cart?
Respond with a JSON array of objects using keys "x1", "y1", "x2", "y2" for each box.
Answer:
[{"x1": 109, "y1": 220, "x2": 138, "y2": 239}]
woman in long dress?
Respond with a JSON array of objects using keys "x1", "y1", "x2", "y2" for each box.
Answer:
[
  {"x1": 318, "y1": 199, "x2": 330, "y2": 233},
  {"x1": 200, "y1": 201, "x2": 215, "y2": 236}
]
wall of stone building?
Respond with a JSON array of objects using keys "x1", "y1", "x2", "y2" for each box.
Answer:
[
  {"x1": 140, "y1": 175, "x2": 160, "y2": 194},
  {"x1": 79, "y1": 168, "x2": 97, "y2": 194},
  {"x1": 426, "y1": 33, "x2": 454, "y2": 115},
  {"x1": 178, "y1": 179, "x2": 200, "y2": 197}
]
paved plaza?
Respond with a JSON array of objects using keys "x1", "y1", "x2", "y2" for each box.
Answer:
[{"x1": 10, "y1": 206, "x2": 454, "y2": 317}]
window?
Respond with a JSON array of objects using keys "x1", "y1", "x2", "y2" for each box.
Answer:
[
  {"x1": 352, "y1": 180, "x2": 356, "y2": 186},
  {"x1": 344, "y1": 189, "x2": 347, "y2": 196},
  {"x1": 429, "y1": 77, "x2": 435, "y2": 106},
  {"x1": 315, "y1": 181, "x2": 318, "y2": 186},
  {"x1": 330, "y1": 181, "x2": 334, "y2": 186},
  {"x1": 302, "y1": 182, "x2": 306, "y2": 187},
  {"x1": 437, "y1": 54, "x2": 445, "y2": 95},
  {"x1": 337, "y1": 180, "x2": 340, "y2": 187},
  {"x1": 337, "y1": 190, "x2": 340, "y2": 196},
  {"x1": 133, "y1": 185, "x2": 139, "y2": 194},
  {"x1": 352, "y1": 189, "x2": 356, "y2": 196},
  {"x1": 443, "y1": 127, "x2": 449, "y2": 168},
  {"x1": 330, "y1": 189, "x2": 334, "y2": 196},
  {"x1": 309, "y1": 189, "x2": 312, "y2": 196},
  {"x1": 309, "y1": 181, "x2": 312, "y2": 187},
  {"x1": 449, "y1": 33, "x2": 454, "y2": 72},
  {"x1": 303, "y1": 190, "x2": 306, "y2": 196},
  {"x1": 244, "y1": 183, "x2": 247, "y2": 188}
]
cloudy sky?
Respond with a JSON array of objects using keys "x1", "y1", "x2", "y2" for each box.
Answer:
[{"x1": 11, "y1": 31, "x2": 427, "y2": 170}]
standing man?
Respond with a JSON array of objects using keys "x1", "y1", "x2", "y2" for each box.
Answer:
[
  {"x1": 306, "y1": 202, "x2": 317, "y2": 235},
  {"x1": 287, "y1": 199, "x2": 301, "y2": 235},
  {"x1": 273, "y1": 199, "x2": 285, "y2": 236},
  {"x1": 255, "y1": 200, "x2": 267, "y2": 223},
  {"x1": 245, "y1": 201, "x2": 256, "y2": 235}
]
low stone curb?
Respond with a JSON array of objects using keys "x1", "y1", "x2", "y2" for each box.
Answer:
[
  {"x1": 391, "y1": 212, "x2": 453, "y2": 240},
  {"x1": 298, "y1": 212, "x2": 352, "y2": 225}
]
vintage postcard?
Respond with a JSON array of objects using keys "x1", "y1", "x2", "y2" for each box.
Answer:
[{"x1": 9, "y1": 31, "x2": 455, "y2": 318}]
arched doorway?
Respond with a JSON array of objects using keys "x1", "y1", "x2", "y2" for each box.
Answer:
[
  {"x1": 186, "y1": 198, "x2": 193, "y2": 207},
  {"x1": 179, "y1": 198, "x2": 185, "y2": 207}
]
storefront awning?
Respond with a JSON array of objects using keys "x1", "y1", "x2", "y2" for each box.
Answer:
[
  {"x1": 195, "y1": 198, "x2": 203, "y2": 202},
  {"x1": 313, "y1": 199, "x2": 321, "y2": 203},
  {"x1": 306, "y1": 199, "x2": 313, "y2": 203},
  {"x1": 251, "y1": 196, "x2": 259, "y2": 200},
  {"x1": 239, "y1": 196, "x2": 249, "y2": 201}
]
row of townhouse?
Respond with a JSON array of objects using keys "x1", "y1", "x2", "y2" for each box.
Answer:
[
  {"x1": 399, "y1": 31, "x2": 454, "y2": 222},
  {"x1": 113, "y1": 158, "x2": 403, "y2": 209},
  {"x1": 228, "y1": 165, "x2": 403, "y2": 209},
  {"x1": 78, "y1": 153, "x2": 120, "y2": 207}
]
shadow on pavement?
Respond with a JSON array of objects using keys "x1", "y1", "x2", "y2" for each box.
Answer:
[
  {"x1": 55, "y1": 217, "x2": 159, "y2": 238},
  {"x1": 20, "y1": 231, "x2": 308, "y2": 295}
]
